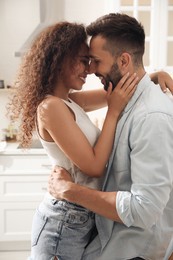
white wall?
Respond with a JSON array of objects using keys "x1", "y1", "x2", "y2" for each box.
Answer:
[
  {"x1": 0, "y1": 0, "x2": 40, "y2": 138},
  {"x1": 0, "y1": 0, "x2": 40, "y2": 86},
  {"x1": 64, "y1": 0, "x2": 108, "y2": 24},
  {"x1": 0, "y1": 0, "x2": 113, "y2": 138},
  {"x1": 0, "y1": 0, "x2": 112, "y2": 87}
]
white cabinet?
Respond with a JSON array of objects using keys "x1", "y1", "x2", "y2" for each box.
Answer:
[{"x1": 0, "y1": 150, "x2": 51, "y2": 251}]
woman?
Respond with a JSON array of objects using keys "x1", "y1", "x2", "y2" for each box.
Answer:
[{"x1": 8, "y1": 21, "x2": 172, "y2": 260}]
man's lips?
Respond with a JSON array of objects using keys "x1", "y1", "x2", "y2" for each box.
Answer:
[{"x1": 99, "y1": 76, "x2": 105, "y2": 86}]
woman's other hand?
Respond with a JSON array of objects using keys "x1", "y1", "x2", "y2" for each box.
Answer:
[{"x1": 150, "y1": 71, "x2": 173, "y2": 94}]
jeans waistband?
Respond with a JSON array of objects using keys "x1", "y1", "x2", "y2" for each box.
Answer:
[{"x1": 43, "y1": 193, "x2": 95, "y2": 218}]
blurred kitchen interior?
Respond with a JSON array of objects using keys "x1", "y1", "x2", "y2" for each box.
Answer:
[
  {"x1": 0, "y1": 0, "x2": 173, "y2": 139},
  {"x1": 0, "y1": 1, "x2": 173, "y2": 259}
]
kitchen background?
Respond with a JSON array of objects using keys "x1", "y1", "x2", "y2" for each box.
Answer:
[
  {"x1": 0, "y1": 0, "x2": 110, "y2": 140},
  {"x1": 0, "y1": 0, "x2": 173, "y2": 259},
  {"x1": 0, "y1": 0, "x2": 173, "y2": 140}
]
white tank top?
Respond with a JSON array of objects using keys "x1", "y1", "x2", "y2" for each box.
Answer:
[{"x1": 39, "y1": 98, "x2": 102, "y2": 190}]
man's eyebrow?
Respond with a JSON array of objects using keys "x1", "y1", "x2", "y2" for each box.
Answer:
[{"x1": 89, "y1": 54, "x2": 98, "y2": 59}]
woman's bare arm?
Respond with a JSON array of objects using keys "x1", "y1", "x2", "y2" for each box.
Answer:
[
  {"x1": 69, "y1": 71, "x2": 173, "y2": 113},
  {"x1": 38, "y1": 73, "x2": 138, "y2": 177},
  {"x1": 69, "y1": 88, "x2": 107, "y2": 112}
]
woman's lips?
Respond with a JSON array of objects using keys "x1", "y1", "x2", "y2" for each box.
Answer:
[{"x1": 79, "y1": 76, "x2": 86, "y2": 83}]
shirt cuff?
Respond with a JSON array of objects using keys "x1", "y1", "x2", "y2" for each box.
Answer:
[{"x1": 116, "y1": 191, "x2": 134, "y2": 227}]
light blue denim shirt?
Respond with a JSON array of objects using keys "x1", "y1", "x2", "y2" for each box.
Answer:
[{"x1": 95, "y1": 74, "x2": 173, "y2": 260}]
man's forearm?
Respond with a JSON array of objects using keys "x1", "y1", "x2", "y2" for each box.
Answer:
[
  {"x1": 49, "y1": 167, "x2": 122, "y2": 222},
  {"x1": 62, "y1": 182, "x2": 122, "y2": 223}
]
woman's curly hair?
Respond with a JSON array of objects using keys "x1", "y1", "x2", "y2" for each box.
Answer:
[{"x1": 7, "y1": 22, "x2": 87, "y2": 148}]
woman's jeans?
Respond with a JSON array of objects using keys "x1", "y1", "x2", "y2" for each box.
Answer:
[{"x1": 28, "y1": 196, "x2": 95, "y2": 260}]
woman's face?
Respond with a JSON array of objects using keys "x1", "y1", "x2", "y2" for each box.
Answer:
[{"x1": 61, "y1": 43, "x2": 90, "y2": 91}]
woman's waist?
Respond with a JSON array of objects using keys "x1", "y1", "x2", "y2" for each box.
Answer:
[{"x1": 44, "y1": 192, "x2": 94, "y2": 215}]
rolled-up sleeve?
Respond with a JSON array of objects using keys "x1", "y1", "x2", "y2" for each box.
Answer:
[{"x1": 116, "y1": 112, "x2": 173, "y2": 229}]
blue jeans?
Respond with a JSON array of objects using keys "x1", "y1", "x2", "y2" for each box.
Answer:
[{"x1": 28, "y1": 196, "x2": 95, "y2": 260}]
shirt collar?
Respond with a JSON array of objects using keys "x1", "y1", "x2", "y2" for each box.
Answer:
[{"x1": 123, "y1": 73, "x2": 151, "y2": 113}]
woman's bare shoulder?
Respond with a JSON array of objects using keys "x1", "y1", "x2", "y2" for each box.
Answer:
[{"x1": 38, "y1": 95, "x2": 65, "y2": 112}]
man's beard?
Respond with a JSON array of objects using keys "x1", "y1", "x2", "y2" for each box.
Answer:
[{"x1": 104, "y1": 62, "x2": 122, "y2": 91}]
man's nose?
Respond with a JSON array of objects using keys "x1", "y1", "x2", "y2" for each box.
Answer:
[{"x1": 87, "y1": 61, "x2": 96, "y2": 74}]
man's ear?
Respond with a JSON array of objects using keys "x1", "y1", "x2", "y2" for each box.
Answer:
[{"x1": 117, "y1": 52, "x2": 131, "y2": 72}]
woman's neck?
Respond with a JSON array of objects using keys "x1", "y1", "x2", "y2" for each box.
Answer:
[{"x1": 53, "y1": 83, "x2": 70, "y2": 101}]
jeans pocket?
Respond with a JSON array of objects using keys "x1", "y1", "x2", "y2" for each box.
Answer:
[
  {"x1": 31, "y1": 209, "x2": 48, "y2": 247},
  {"x1": 65, "y1": 210, "x2": 94, "y2": 230}
]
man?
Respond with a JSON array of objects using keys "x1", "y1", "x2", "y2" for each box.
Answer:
[{"x1": 48, "y1": 13, "x2": 173, "y2": 259}]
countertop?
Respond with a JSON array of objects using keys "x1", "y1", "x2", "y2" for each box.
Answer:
[{"x1": 0, "y1": 141, "x2": 47, "y2": 155}]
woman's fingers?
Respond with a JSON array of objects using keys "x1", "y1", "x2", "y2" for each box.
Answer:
[
  {"x1": 114, "y1": 72, "x2": 138, "y2": 93},
  {"x1": 107, "y1": 82, "x2": 113, "y2": 96},
  {"x1": 115, "y1": 72, "x2": 130, "y2": 90},
  {"x1": 124, "y1": 76, "x2": 139, "y2": 96},
  {"x1": 121, "y1": 73, "x2": 138, "y2": 90}
]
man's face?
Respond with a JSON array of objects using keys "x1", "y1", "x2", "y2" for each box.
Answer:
[{"x1": 89, "y1": 35, "x2": 122, "y2": 91}]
